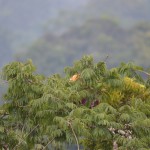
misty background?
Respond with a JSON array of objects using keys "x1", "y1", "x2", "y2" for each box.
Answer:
[{"x1": 0, "y1": 0, "x2": 150, "y2": 101}]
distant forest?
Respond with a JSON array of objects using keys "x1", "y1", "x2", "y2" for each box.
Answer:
[{"x1": 22, "y1": 18, "x2": 150, "y2": 75}]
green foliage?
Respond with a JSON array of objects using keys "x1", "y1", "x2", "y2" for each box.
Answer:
[
  {"x1": 0, "y1": 60, "x2": 44, "y2": 149},
  {"x1": 0, "y1": 56, "x2": 150, "y2": 150}
]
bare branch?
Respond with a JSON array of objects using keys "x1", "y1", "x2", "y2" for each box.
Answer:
[
  {"x1": 42, "y1": 138, "x2": 55, "y2": 150},
  {"x1": 67, "y1": 121, "x2": 80, "y2": 150},
  {"x1": 12, "y1": 124, "x2": 39, "y2": 150},
  {"x1": 136, "y1": 70, "x2": 150, "y2": 76}
]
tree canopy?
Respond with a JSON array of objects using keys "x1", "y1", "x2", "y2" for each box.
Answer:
[{"x1": 0, "y1": 55, "x2": 150, "y2": 150}]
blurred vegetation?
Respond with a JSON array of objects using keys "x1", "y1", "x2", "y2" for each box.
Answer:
[{"x1": 22, "y1": 18, "x2": 150, "y2": 75}]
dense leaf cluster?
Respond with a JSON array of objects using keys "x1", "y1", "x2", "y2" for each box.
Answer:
[{"x1": 0, "y1": 56, "x2": 150, "y2": 150}]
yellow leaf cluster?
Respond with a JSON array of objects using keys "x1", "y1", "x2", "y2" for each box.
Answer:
[
  {"x1": 123, "y1": 77, "x2": 145, "y2": 90},
  {"x1": 110, "y1": 90, "x2": 124, "y2": 104}
]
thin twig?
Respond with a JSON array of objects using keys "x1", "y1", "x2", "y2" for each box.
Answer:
[
  {"x1": 67, "y1": 121, "x2": 80, "y2": 150},
  {"x1": 136, "y1": 70, "x2": 150, "y2": 76},
  {"x1": 42, "y1": 138, "x2": 55, "y2": 150},
  {"x1": 12, "y1": 124, "x2": 39, "y2": 150}
]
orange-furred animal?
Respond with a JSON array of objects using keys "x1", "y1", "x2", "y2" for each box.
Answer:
[{"x1": 69, "y1": 74, "x2": 80, "y2": 82}]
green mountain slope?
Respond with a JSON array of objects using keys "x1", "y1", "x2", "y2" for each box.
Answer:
[{"x1": 23, "y1": 18, "x2": 150, "y2": 75}]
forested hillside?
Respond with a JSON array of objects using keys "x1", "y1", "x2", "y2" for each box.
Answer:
[{"x1": 23, "y1": 18, "x2": 150, "y2": 75}]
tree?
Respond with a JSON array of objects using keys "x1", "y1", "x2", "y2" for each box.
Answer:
[{"x1": 0, "y1": 56, "x2": 150, "y2": 150}]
